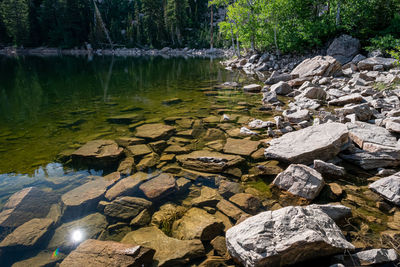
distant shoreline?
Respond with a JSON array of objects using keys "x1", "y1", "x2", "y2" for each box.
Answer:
[{"x1": 0, "y1": 46, "x2": 233, "y2": 58}]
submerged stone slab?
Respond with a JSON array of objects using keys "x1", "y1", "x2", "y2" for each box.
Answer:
[
  {"x1": 71, "y1": 140, "x2": 123, "y2": 168},
  {"x1": 61, "y1": 178, "x2": 113, "y2": 219},
  {"x1": 104, "y1": 196, "x2": 152, "y2": 220},
  {"x1": 139, "y1": 173, "x2": 176, "y2": 200},
  {"x1": 59, "y1": 239, "x2": 155, "y2": 267},
  {"x1": 272, "y1": 164, "x2": 325, "y2": 200},
  {"x1": 223, "y1": 138, "x2": 260, "y2": 156},
  {"x1": 0, "y1": 187, "x2": 58, "y2": 231},
  {"x1": 135, "y1": 123, "x2": 176, "y2": 140},
  {"x1": 48, "y1": 213, "x2": 108, "y2": 252},
  {"x1": 176, "y1": 150, "x2": 245, "y2": 173},
  {"x1": 11, "y1": 251, "x2": 66, "y2": 267},
  {"x1": 264, "y1": 122, "x2": 348, "y2": 165},
  {"x1": 105, "y1": 174, "x2": 149, "y2": 201},
  {"x1": 369, "y1": 172, "x2": 400, "y2": 206},
  {"x1": 226, "y1": 206, "x2": 354, "y2": 267},
  {"x1": 121, "y1": 226, "x2": 205, "y2": 266},
  {"x1": 0, "y1": 218, "x2": 54, "y2": 250}
]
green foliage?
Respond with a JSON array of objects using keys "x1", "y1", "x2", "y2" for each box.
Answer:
[
  {"x1": 389, "y1": 46, "x2": 400, "y2": 66},
  {"x1": 0, "y1": 0, "x2": 30, "y2": 45},
  {"x1": 366, "y1": 35, "x2": 400, "y2": 54}
]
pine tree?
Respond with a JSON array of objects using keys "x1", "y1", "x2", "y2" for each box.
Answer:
[{"x1": 0, "y1": 0, "x2": 30, "y2": 45}]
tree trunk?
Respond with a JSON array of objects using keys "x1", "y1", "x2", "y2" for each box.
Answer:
[
  {"x1": 336, "y1": 0, "x2": 341, "y2": 26},
  {"x1": 210, "y1": 4, "x2": 214, "y2": 50}
]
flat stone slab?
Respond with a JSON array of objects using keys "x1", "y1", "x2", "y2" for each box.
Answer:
[
  {"x1": 127, "y1": 144, "x2": 152, "y2": 157},
  {"x1": 265, "y1": 122, "x2": 348, "y2": 165},
  {"x1": 12, "y1": 251, "x2": 66, "y2": 267},
  {"x1": 347, "y1": 122, "x2": 398, "y2": 152},
  {"x1": 107, "y1": 113, "x2": 143, "y2": 124},
  {"x1": 273, "y1": 164, "x2": 325, "y2": 200},
  {"x1": 328, "y1": 93, "x2": 363, "y2": 106},
  {"x1": 340, "y1": 150, "x2": 400, "y2": 170},
  {"x1": 358, "y1": 57, "x2": 396, "y2": 71},
  {"x1": 139, "y1": 173, "x2": 176, "y2": 200},
  {"x1": 369, "y1": 172, "x2": 400, "y2": 206},
  {"x1": 226, "y1": 206, "x2": 354, "y2": 267},
  {"x1": 105, "y1": 174, "x2": 149, "y2": 201},
  {"x1": 59, "y1": 239, "x2": 155, "y2": 267},
  {"x1": 243, "y1": 84, "x2": 262, "y2": 92},
  {"x1": 135, "y1": 123, "x2": 175, "y2": 140},
  {"x1": 291, "y1": 56, "x2": 341, "y2": 78},
  {"x1": 176, "y1": 150, "x2": 245, "y2": 173},
  {"x1": 61, "y1": 178, "x2": 113, "y2": 219},
  {"x1": 48, "y1": 213, "x2": 108, "y2": 252},
  {"x1": 223, "y1": 138, "x2": 260, "y2": 156},
  {"x1": 104, "y1": 196, "x2": 152, "y2": 220},
  {"x1": 121, "y1": 226, "x2": 205, "y2": 266},
  {"x1": 0, "y1": 218, "x2": 54, "y2": 250}
]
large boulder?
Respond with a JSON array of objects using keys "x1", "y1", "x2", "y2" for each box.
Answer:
[
  {"x1": 272, "y1": 164, "x2": 325, "y2": 200},
  {"x1": 0, "y1": 187, "x2": 58, "y2": 233},
  {"x1": 226, "y1": 206, "x2": 354, "y2": 267},
  {"x1": 59, "y1": 239, "x2": 155, "y2": 267},
  {"x1": 327, "y1": 35, "x2": 361, "y2": 64},
  {"x1": 139, "y1": 173, "x2": 176, "y2": 200},
  {"x1": 172, "y1": 208, "x2": 224, "y2": 241},
  {"x1": 291, "y1": 56, "x2": 342, "y2": 78},
  {"x1": 47, "y1": 213, "x2": 107, "y2": 252},
  {"x1": 176, "y1": 151, "x2": 245, "y2": 173},
  {"x1": 0, "y1": 218, "x2": 54, "y2": 250},
  {"x1": 369, "y1": 172, "x2": 400, "y2": 206},
  {"x1": 265, "y1": 122, "x2": 349, "y2": 165},
  {"x1": 61, "y1": 178, "x2": 113, "y2": 219},
  {"x1": 71, "y1": 140, "x2": 123, "y2": 168},
  {"x1": 135, "y1": 123, "x2": 176, "y2": 140},
  {"x1": 357, "y1": 57, "x2": 396, "y2": 71},
  {"x1": 121, "y1": 226, "x2": 205, "y2": 266},
  {"x1": 103, "y1": 197, "x2": 152, "y2": 220}
]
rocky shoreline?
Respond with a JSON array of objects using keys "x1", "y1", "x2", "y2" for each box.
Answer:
[
  {"x1": 0, "y1": 46, "x2": 232, "y2": 58},
  {"x1": 0, "y1": 34, "x2": 399, "y2": 266}
]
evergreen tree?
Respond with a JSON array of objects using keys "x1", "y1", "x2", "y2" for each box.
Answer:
[{"x1": 0, "y1": 0, "x2": 30, "y2": 45}]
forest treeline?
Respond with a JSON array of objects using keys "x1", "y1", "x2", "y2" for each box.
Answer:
[{"x1": 0, "y1": 0, "x2": 399, "y2": 53}]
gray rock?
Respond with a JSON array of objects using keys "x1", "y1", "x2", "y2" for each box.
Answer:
[
  {"x1": 61, "y1": 178, "x2": 113, "y2": 219},
  {"x1": 340, "y1": 150, "x2": 400, "y2": 170},
  {"x1": 273, "y1": 164, "x2": 325, "y2": 200},
  {"x1": 334, "y1": 248, "x2": 399, "y2": 266},
  {"x1": 265, "y1": 122, "x2": 349, "y2": 165},
  {"x1": 346, "y1": 121, "x2": 398, "y2": 152},
  {"x1": 329, "y1": 93, "x2": 363, "y2": 106},
  {"x1": 121, "y1": 226, "x2": 205, "y2": 266},
  {"x1": 369, "y1": 172, "x2": 400, "y2": 205},
  {"x1": 291, "y1": 56, "x2": 342, "y2": 78},
  {"x1": 270, "y1": 81, "x2": 293, "y2": 95},
  {"x1": 0, "y1": 218, "x2": 54, "y2": 250},
  {"x1": 358, "y1": 57, "x2": 396, "y2": 71},
  {"x1": 313, "y1": 160, "x2": 346, "y2": 177},
  {"x1": 296, "y1": 86, "x2": 327, "y2": 100},
  {"x1": 327, "y1": 34, "x2": 360, "y2": 64},
  {"x1": 308, "y1": 204, "x2": 352, "y2": 223},
  {"x1": 262, "y1": 91, "x2": 279, "y2": 104},
  {"x1": 59, "y1": 239, "x2": 155, "y2": 267},
  {"x1": 172, "y1": 208, "x2": 224, "y2": 241},
  {"x1": 248, "y1": 119, "x2": 274, "y2": 129},
  {"x1": 265, "y1": 72, "x2": 299, "y2": 85},
  {"x1": 283, "y1": 109, "x2": 311, "y2": 124},
  {"x1": 352, "y1": 54, "x2": 366, "y2": 64},
  {"x1": 104, "y1": 196, "x2": 152, "y2": 220},
  {"x1": 48, "y1": 213, "x2": 108, "y2": 252},
  {"x1": 226, "y1": 206, "x2": 354, "y2": 267},
  {"x1": 335, "y1": 103, "x2": 373, "y2": 121}
]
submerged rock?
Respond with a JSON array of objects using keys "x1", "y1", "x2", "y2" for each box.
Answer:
[
  {"x1": 0, "y1": 218, "x2": 54, "y2": 250},
  {"x1": 265, "y1": 122, "x2": 348, "y2": 164},
  {"x1": 243, "y1": 84, "x2": 262, "y2": 92},
  {"x1": 11, "y1": 251, "x2": 66, "y2": 267},
  {"x1": 107, "y1": 113, "x2": 143, "y2": 124},
  {"x1": 272, "y1": 164, "x2": 325, "y2": 200},
  {"x1": 223, "y1": 138, "x2": 260, "y2": 156},
  {"x1": 369, "y1": 172, "x2": 400, "y2": 205},
  {"x1": 135, "y1": 123, "x2": 176, "y2": 140},
  {"x1": 104, "y1": 196, "x2": 152, "y2": 220},
  {"x1": 71, "y1": 140, "x2": 123, "y2": 168},
  {"x1": 105, "y1": 173, "x2": 149, "y2": 201},
  {"x1": 0, "y1": 187, "x2": 57, "y2": 232},
  {"x1": 61, "y1": 178, "x2": 113, "y2": 219},
  {"x1": 172, "y1": 208, "x2": 224, "y2": 241},
  {"x1": 226, "y1": 206, "x2": 354, "y2": 267},
  {"x1": 176, "y1": 150, "x2": 244, "y2": 173},
  {"x1": 59, "y1": 239, "x2": 155, "y2": 267},
  {"x1": 121, "y1": 226, "x2": 205, "y2": 266},
  {"x1": 48, "y1": 213, "x2": 107, "y2": 252}
]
